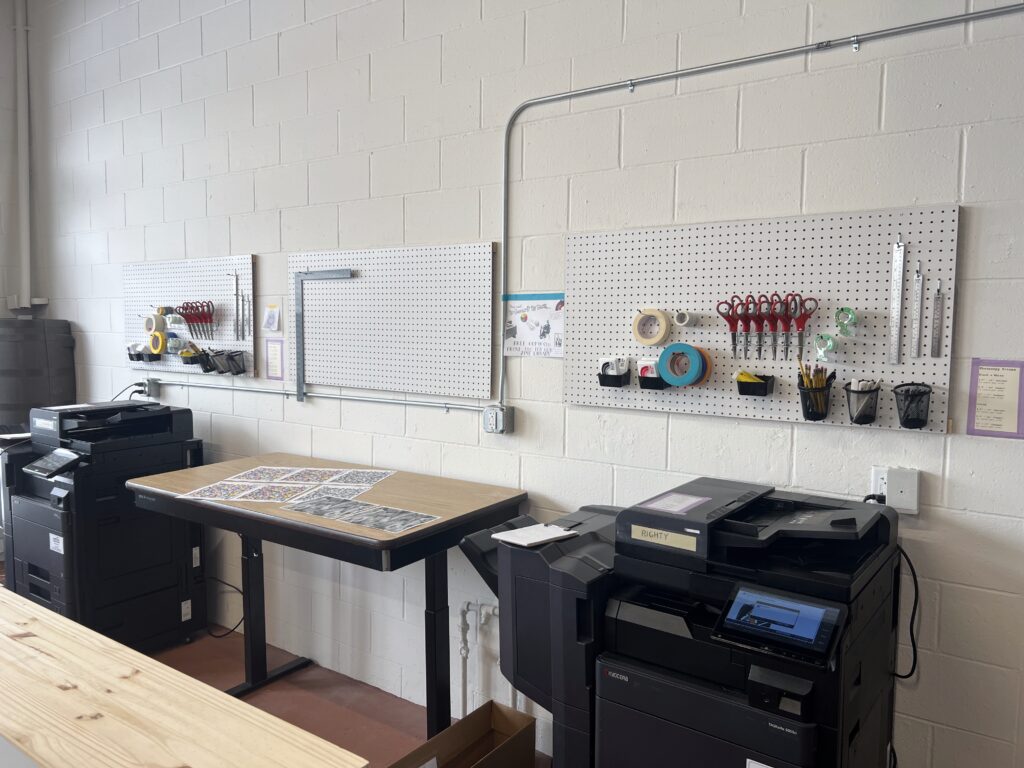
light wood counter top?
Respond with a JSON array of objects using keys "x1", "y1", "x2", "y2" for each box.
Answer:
[
  {"x1": 0, "y1": 588, "x2": 368, "y2": 768},
  {"x1": 127, "y1": 452, "x2": 527, "y2": 547}
]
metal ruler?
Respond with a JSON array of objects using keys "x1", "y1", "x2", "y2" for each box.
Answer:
[
  {"x1": 930, "y1": 279, "x2": 944, "y2": 357},
  {"x1": 910, "y1": 261, "x2": 924, "y2": 358},
  {"x1": 888, "y1": 238, "x2": 905, "y2": 364}
]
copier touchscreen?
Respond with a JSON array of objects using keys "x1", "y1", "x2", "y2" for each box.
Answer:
[{"x1": 719, "y1": 586, "x2": 844, "y2": 657}]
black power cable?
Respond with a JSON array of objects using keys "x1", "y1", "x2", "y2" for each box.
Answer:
[
  {"x1": 864, "y1": 493, "x2": 920, "y2": 679},
  {"x1": 206, "y1": 575, "x2": 245, "y2": 639},
  {"x1": 110, "y1": 382, "x2": 145, "y2": 401},
  {"x1": 864, "y1": 493, "x2": 917, "y2": 768}
]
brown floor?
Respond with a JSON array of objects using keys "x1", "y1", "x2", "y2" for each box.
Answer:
[{"x1": 153, "y1": 628, "x2": 551, "y2": 767}]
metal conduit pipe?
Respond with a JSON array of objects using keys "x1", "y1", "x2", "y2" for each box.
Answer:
[
  {"x1": 147, "y1": 378, "x2": 486, "y2": 413},
  {"x1": 497, "y1": 4, "x2": 1024, "y2": 405}
]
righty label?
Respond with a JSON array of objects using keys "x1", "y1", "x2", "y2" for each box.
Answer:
[{"x1": 631, "y1": 524, "x2": 696, "y2": 551}]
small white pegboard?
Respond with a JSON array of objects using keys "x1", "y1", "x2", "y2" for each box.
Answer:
[
  {"x1": 123, "y1": 255, "x2": 256, "y2": 376},
  {"x1": 287, "y1": 243, "x2": 493, "y2": 399},
  {"x1": 565, "y1": 205, "x2": 959, "y2": 433}
]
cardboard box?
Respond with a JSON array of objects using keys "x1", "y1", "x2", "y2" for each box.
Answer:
[{"x1": 388, "y1": 702, "x2": 535, "y2": 768}]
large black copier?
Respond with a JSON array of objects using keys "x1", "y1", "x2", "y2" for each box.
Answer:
[
  {"x1": 1, "y1": 402, "x2": 207, "y2": 650},
  {"x1": 462, "y1": 478, "x2": 901, "y2": 768}
]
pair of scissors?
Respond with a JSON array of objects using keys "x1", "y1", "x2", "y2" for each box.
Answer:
[
  {"x1": 733, "y1": 295, "x2": 757, "y2": 360},
  {"x1": 757, "y1": 294, "x2": 776, "y2": 361},
  {"x1": 785, "y1": 293, "x2": 819, "y2": 361},
  {"x1": 716, "y1": 299, "x2": 740, "y2": 359},
  {"x1": 769, "y1": 292, "x2": 788, "y2": 360}
]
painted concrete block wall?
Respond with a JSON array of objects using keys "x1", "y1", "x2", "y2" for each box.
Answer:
[{"x1": 22, "y1": 0, "x2": 1024, "y2": 764}]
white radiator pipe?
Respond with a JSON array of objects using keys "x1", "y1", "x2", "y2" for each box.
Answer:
[{"x1": 13, "y1": 0, "x2": 31, "y2": 309}]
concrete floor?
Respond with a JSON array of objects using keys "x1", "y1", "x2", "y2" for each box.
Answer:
[{"x1": 153, "y1": 628, "x2": 551, "y2": 767}]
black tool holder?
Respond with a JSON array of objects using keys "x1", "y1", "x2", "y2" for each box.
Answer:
[
  {"x1": 639, "y1": 375, "x2": 670, "y2": 390},
  {"x1": 797, "y1": 374, "x2": 835, "y2": 421},
  {"x1": 737, "y1": 376, "x2": 774, "y2": 397},
  {"x1": 893, "y1": 383, "x2": 932, "y2": 429},
  {"x1": 844, "y1": 383, "x2": 881, "y2": 425},
  {"x1": 599, "y1": 372, "x2": 631, "y2": 388}
]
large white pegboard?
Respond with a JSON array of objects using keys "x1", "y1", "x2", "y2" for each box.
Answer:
[
  {"x1": 565, "y1": 205, "x2": 958, "y2": 433},
  {"x1": 287, "y1": 244, "x2": 493, "y2": 399},
  {"x1": 123, "y1": 255, "x2": 256, "y2": 376}
]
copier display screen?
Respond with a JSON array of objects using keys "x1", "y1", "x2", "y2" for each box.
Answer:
[
  {"x1": 721, "y1": 587, "x2": 842, "y2": 656},
  {"x1": 23, "y1": 448, "x2": 81, "y2": 479}
]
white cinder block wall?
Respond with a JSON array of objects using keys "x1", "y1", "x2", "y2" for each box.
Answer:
[{"x1": 21, "y1": 0, "x2": 1024, "y2": 763}]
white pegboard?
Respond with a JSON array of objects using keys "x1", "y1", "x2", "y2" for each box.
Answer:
[
  {"x1": 565, "y1": 205, "x2": 959, "y2": 433},
  {"x1": 123, "y1": 255, "x2": 256, "y2": 376},
  {"x1": 287, "y1": 244, "x2": 493, "y2": 399}
]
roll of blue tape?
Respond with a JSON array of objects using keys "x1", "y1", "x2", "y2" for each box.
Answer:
[{"x1": 658, "y1": 343, "x2": 705, "y2": 387}]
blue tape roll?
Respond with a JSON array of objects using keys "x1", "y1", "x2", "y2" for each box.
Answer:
[{"x1": 658, "y1": 343, "x2": 705, "y2": 387}]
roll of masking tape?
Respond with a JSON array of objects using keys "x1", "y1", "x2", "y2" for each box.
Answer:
[
  {"x1": 632, "y1": 308, "x2": 672, "y2": 346},
  {"x1": 658, "y1": 343, "x2": 706, "y2": 387},
  {"x1": 149, "y1": 331, "x2": 167, "y2": 354},
  {"x1": 673, "y1": 311, "x2": 696, "y2": 327},
  {"x1": 144, "y1": 314, "x2": 166, "y2": 333}
]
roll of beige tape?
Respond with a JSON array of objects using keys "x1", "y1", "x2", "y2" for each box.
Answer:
[
  {"x1": 144, "y1": 313, "x2": 166, "y2": 333},
  {"x1": 149, "y1": 331, "x2": 167, "y2": 354},
  {"x1": 632, "y1": 308, "x2": 672, "y2": 346}
]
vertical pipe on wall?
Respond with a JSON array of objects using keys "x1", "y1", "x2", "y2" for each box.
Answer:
[{"x1": 13, "y1": 0, "x2": 31, "y2": 310}]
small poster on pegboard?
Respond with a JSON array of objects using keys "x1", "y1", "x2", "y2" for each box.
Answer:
[{"x1": 503, "y1": 292, "x2": 565, "y2": 358}]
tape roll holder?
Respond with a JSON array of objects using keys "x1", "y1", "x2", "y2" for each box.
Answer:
[
  {"x1": 638, "y1": 356, "x2": 669, "y2": 390},
  {"x1": 598, "y1": 357, "x2": 631, "y2": 388}
]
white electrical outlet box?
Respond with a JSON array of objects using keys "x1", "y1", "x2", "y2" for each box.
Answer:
[{"x1": 869, "y1": 466, "x2": 919, "y2": 515}]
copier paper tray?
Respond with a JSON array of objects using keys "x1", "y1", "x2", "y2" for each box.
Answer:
[{"x1": 595, "y1": 654, "x2": 816, "y2": 768}]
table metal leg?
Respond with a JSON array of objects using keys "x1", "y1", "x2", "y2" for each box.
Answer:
[
  {"x1": 226, "y1": 535, "x2": 312, "y2": 698},
  {"x1": 424, "y1": 550, "x2": 451, "y2": 737}
]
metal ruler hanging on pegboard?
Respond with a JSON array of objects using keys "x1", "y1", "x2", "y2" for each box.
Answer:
[{"x1": 888, "y1": 237, "x2": 905, "y2": 365}]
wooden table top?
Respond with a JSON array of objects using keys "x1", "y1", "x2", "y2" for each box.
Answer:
[
  {"x1": 0, "y1": 588, "x2": 367, "y2": 768},
  {"x1": 127, "y1": 452, "x2": 526, "y2": 547}
]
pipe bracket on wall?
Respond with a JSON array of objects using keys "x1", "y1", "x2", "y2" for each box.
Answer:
[{"x1": 294, "y1": 268, "x2": 353, "y2": 402}]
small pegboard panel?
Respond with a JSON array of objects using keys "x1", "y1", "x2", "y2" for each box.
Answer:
[
  {"x1": 287, "y1": 243, "x2": 493, "y2": 399},
  {"x1": 123, "y1": 255, "x2": 256, "y2": 376},
  {"x1": 565, "y1": 205, "x2": 959, "y2": 433}
]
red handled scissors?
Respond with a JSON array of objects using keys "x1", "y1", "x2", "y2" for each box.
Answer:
[
  {"x1": 716, "y1": 298, "x2": 741, "y2": 360},
  {"x1": 786, "y1": 293, "x2": 819, "y2": 361},
  {"x1": 769, "y1": 292, "x2": 788, "y2": 360},
  {"x1": 732, "y1": 295, "x2": 755, "y2": 360}
]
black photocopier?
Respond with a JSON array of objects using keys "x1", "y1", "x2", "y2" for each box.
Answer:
[
  {"x1": 461, "y1": 478, "x2": 901, "y2": 768},
  {"x1": 1, "y1": 401, "x2": 208, "y2": 650}
]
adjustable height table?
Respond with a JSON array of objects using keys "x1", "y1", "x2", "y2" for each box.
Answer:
[{"x1": 127, "y1": 452, "x2": 526, "y2": 736}]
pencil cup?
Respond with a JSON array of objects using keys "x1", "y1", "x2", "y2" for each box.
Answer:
[
  {"x1": 844, "y1": 383, "x2": 881, "y2": 425},
  {"x1": 894, "y1": 383, "x2": 932, "y2": 429},
  {"x1": 798, "y1": 381, "x2": 833, "y2": 421}
]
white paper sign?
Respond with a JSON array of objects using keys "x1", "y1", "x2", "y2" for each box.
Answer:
[
  {"x1": 503, "y1": 293, "x2": 565, "y2": 358},
  {"x1": 48, "y1": 533, "x2": 64, "y2": 554},
  {"x1": 974, "y1": 365, "x2": 1020, "y2": 433}
]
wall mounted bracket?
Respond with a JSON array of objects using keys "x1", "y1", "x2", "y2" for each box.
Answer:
[{"x1": 294, "y1": 268, "x2": 353, "y2": 402}]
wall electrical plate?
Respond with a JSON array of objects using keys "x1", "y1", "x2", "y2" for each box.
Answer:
[
  {"x1": 483, "y1": 405, "x2": 514, "y2": 434},
  {"x1": 870, "y1": 466, "x2": 920, "y2": 515}
]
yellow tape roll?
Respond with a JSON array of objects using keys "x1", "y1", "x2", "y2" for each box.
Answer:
[
  {"x1": 632, "y1": 308, "x2": 672, "y2": 346},
  {"x1": 149, "y1": 331, "x2": 167, "y2": 354}
]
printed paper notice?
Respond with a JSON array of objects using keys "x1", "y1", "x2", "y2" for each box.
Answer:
[
  {"x1": 975, "y1": 366, "x2": 1020, "y2": 432},
  {"x1": 265, "y1": 338, "x2": 284, "y2": 380},
  {"x1": 968, "y1": 359, "x2": 1024, "y2": 440},
  {"x1": 503, "y1": 293, "x2": 564, "y2": 358}
]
